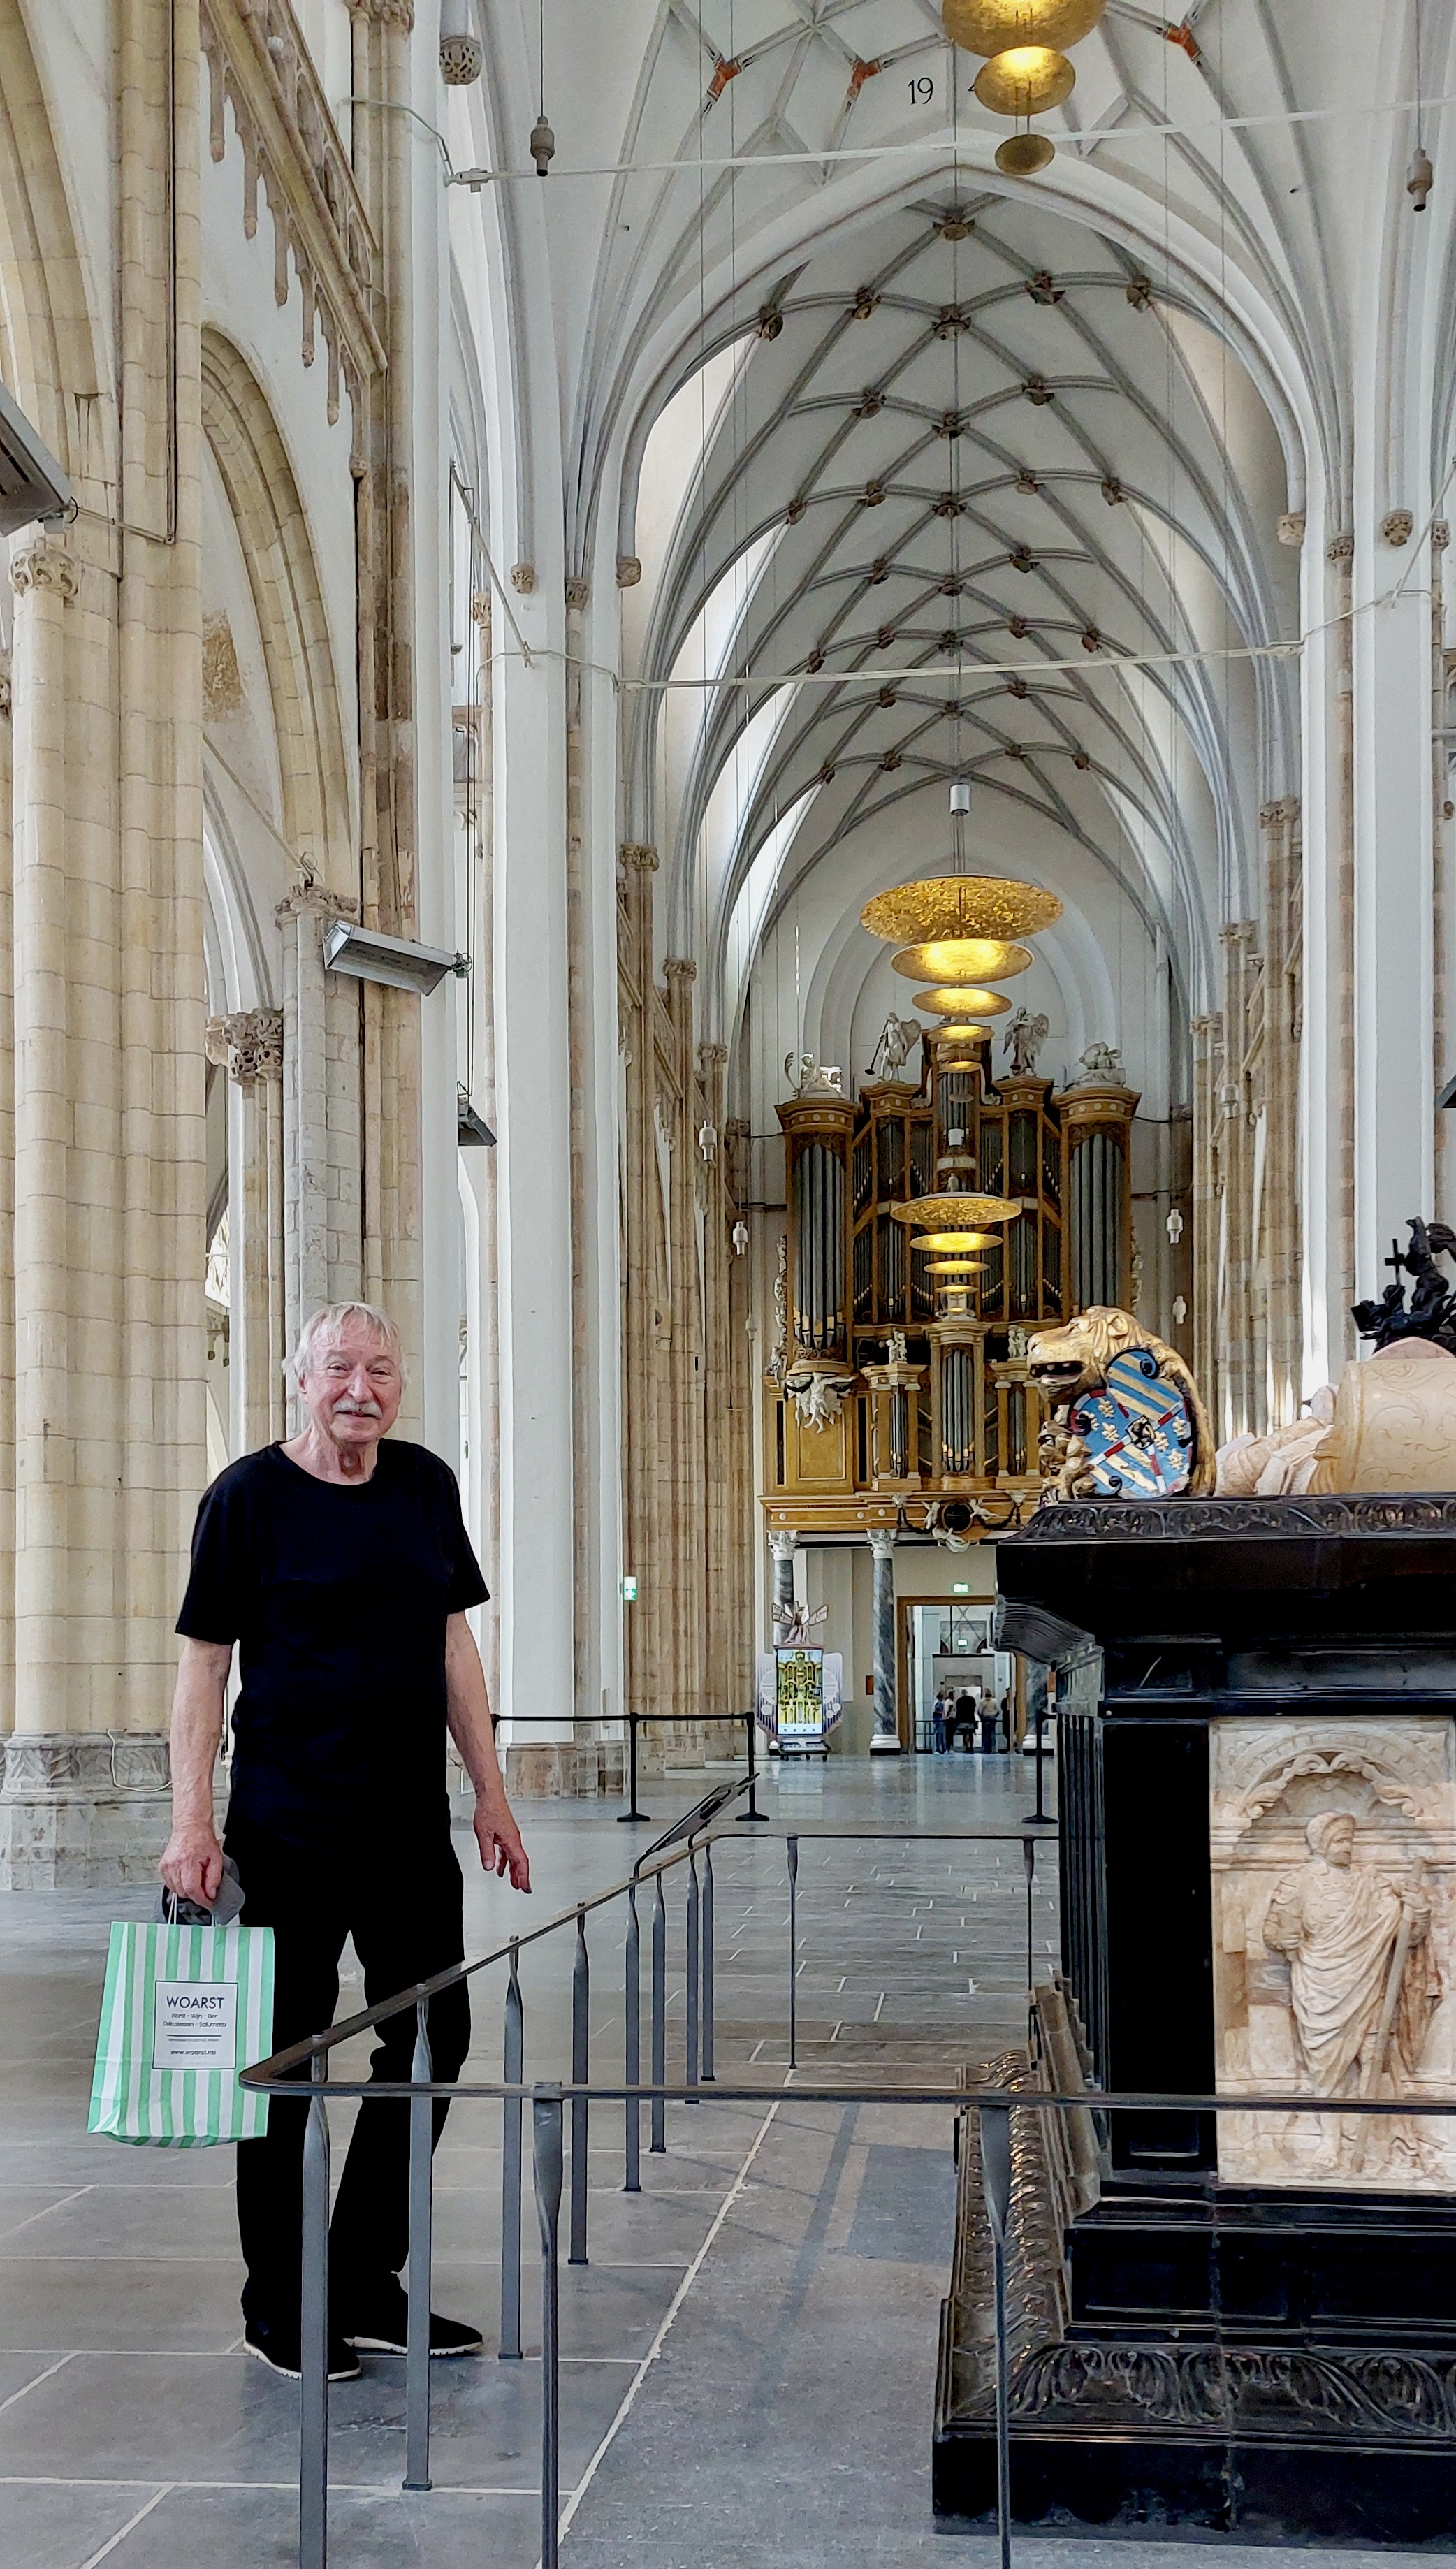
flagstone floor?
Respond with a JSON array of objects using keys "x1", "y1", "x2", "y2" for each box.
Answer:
[{"x1": 0, "y1": 1750, "x2": 1429, "y2": 2569}]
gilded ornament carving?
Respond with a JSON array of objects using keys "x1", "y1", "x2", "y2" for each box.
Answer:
[{"x1": 10, "y1": 542, "x2": 80, "y2": 602}]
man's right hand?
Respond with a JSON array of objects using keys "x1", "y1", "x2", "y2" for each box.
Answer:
[{"x1": 159, "y1": 1826, "x2": 226, "y2": 1907}]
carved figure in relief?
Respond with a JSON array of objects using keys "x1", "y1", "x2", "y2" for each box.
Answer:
[
  {"x1": 1027, "y1": 1308, "x2": 1216, "y2": 1499},
  {"x1": 868, "y1": 1012, "x2": 920, "y2": 1079},
  {"x1": 1263, "y1": 1812, "x2": 1439, "y2": 2169},
  {"x1": 1073, "y1": 1040, "x2": 1125, "y2": 1084},
  {"x1": 783, "y1": 1367, "x2": 854, "y2": 1432},
  {"x1": 783, "y1": 1052, "x2": 845, "y2": 1098},
  {"x1": 1003, "y1": 1007, "x2": 1049, "y2": 1075},
  {"x1": 1217, "y1": 1388, "x2": 1336, "y2": 1497},
  {"x1": 765, "y1": 1235, "x2": 789, "y2": 1385}
]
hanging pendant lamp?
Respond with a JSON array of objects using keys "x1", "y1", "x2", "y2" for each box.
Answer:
[
  {"x1": 911, "y1": 1231, "x2": 1003, "y2": 1253},
  {"x1": 915, "y1": 987, "x2": 1013, "y2": 1019},
  {"x1": 943, "y1": 0, "x2": 1105, "y2": 50},
  {"x1": 891, "y1": 938, "x2": 1033, "y2": 984},
  {"x1": 862, "y1": 877, "x2": 1062, "y2": 945},
  {"x1": 891, "y1": 1194, "x2": 1021, "y2": 1232}
]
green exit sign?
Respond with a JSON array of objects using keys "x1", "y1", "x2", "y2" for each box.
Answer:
[
  {"x1": 621, "y1": 1574, "x2": 639, "y2": 1602},
  {"x1": 952, "y1": 1582, "x2": 970, "y2": 1594}
]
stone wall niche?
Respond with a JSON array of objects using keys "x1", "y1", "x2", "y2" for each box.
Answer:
[{"x1": 1211, "y1": 1713, "x2": 1456, "y2": 2190}]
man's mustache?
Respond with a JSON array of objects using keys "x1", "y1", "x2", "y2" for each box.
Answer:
[{"x1": 333, "y1": 1397, "x2": 382, "y2": 1417}]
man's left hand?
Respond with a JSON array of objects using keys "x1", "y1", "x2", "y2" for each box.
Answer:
[{"x1": 474, "y1": 1796, "x2": 531, "y2": 1892}]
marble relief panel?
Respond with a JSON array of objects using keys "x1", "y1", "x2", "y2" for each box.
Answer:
[{"x1": 1211, "y1": 1715, "x2": 1456, "y2": 2190}]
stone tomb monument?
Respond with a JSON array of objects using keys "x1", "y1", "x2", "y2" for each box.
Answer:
[{"x1": 936, "y1": 1494, "x2": 1456, "y2": 2545}]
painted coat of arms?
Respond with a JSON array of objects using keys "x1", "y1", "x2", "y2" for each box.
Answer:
[{"x1": 1068, "y1": 1346, "x2": 1195, "y2": 1497}]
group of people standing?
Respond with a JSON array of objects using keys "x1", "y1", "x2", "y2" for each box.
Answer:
[{"x1": 931, "y1": 1687, "x2": 1014, "y2": 1754}]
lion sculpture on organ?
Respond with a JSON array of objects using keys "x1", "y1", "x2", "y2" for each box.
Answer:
[{"x1": 1027, "y1": 1307, "x2": 1218, "y2": 1501}]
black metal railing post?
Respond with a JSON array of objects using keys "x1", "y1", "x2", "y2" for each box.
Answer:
[
  {"x1": 532, "y1": 2091, "x2": 565, "y2": 2569},
  {"x1": 499, "y1": 1943, "x2": 523, "y2": 2360},
  {"x1": 980, "y1": 2099, "x2": 1014, "y2": 2569},
  {"x1": 569, "y1": 1910, "x2": 590, "y2": 2265},
  {"x1": 617, "y1": 1710, "x2": 652, "y2": 1825},
  {"x1": 685, "y1": 1848, "x2": 700, "y2": 2095},
  {"x1": 701, "y1": 1837, "x2": 716, "y2": 2081},
  {"x1": 624, "y1": 1882, "x2": 641, "y2": 2190},
  {"x1": 299, "y1": 2058, "x2": 330, "y2": 2569},
  {"x1": 650, "y1": 1868, "x2": 667, "y2": 2153},
  {"x1": 736, "y1": 1705, "x2": 769, "y2": 1821},
  {"x1": 787, "y1": 1833, "x2": 799, "y2": 2071},
  {"x1": 403, "y1": 2002, "x2": 434, "y2": 2491}
]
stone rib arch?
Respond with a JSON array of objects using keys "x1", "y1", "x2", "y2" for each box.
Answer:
[
  {"x1": 0, "y1": 9, "x2": 110, "y2": 502},
  {"x1": 199, "y1": 327, "x2": 353, "y2": 898}
]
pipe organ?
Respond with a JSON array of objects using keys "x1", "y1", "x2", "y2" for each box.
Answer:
[{"x1": 766, "y1": 1028, "x2": 1137, "y2": 1522}]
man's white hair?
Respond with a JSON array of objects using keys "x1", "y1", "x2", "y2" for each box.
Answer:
[{"x1": 289, "y1": 1302, "x2": 406, "y2": 1389}]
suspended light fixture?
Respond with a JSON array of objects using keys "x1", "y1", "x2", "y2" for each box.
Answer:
[
  {"x1": 863, "y1": 877, "x2": 1062, "y2": 945},
  {"x1": 914, "y1": 986, "x2": 1013, "y2": 1019},
  {"x1": 944, "y1": 0, "x2": 1105, "y2": 176},
  {"x1": 911, "y1": 1231, "x2": 1003, "y2": 1253},
  {"x1": 891, "y1": 1194, "x2": 1021, "y2": 1231},
  {"x1": 944, "y1": 0, "x2": 1105, "y2": 46},
  {"x1": 924, "y1": 1259, "x2": 990, "y2": 1275},
  {"x1": 973, "y1": 44, "x2": 1075, "y2": 112},
  {"x1": 890, "y1": 938, "x2": 1033, "y2": 983},
  {"x1": 929, "y1": 1023, "x2": 993, "y2": 1045}
]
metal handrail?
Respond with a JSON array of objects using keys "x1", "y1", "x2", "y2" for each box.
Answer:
[
  {"x1": 248, "y1": 1777, "x2": 750, "y2": 2079},
  {"x1": 243, "y1": 1810, "x2": 1043, "y2": 2082},
  {"x1": 249, "y1": 1811, "x2": 1456, "y2": 2569}
]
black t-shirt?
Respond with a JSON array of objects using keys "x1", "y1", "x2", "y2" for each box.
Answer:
[{"x1": 177, "y1": 1440, "x2": 488, "y2": 1850}]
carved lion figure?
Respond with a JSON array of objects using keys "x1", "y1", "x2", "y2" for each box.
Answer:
[{"x1": 1027, "y1": 1307, "x2": 1217, "y2": 1499}]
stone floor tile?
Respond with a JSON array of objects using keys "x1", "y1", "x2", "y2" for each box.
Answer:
[{"x1": 0, "y1": 2477, "x2": 166, "y2": 2569}]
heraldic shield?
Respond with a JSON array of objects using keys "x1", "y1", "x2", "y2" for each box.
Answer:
[{"x1": 1068, "y1": 1345, "x2": 1195, "y2": 1497}]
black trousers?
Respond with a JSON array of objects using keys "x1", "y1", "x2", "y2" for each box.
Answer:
[{"x1": 227, "y1": 1817, "x2": 472, "y2": 2329}]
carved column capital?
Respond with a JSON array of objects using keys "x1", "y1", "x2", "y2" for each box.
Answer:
[
  {"x1": 10, "y1": 541, "x2": 79, "y2": 602},
  {"x1": 664, "y1": 957, "x2": 697, "y2": 986},
  {"x1": 621, "y1": 843, "x2": 658, "y2": 871},
  {"x1": 868, "y1": 1526, "x2": 898, "y2": 1559},
  {"x1": 275, "y1": 886, "x2": 358, "y2": 925},
  {"x1": 697, "y1": 1041, "x2": 728, "y2": 1071},
  {"x1": 1259, "y1": 797, "x2": 1300, "y2": 830},
  {"x1": 0, "y1": 651, "x2": 10, "y2": 717},
  {"x1": 769, "y1": 1530, "x2": 799, "y2": 1560},
  {"x1": 206, "y1": 1007, "x2": 284, "y2": 1085},
  {"x1": 347, "y1": 0, "x2": 414, "y2": 22}
]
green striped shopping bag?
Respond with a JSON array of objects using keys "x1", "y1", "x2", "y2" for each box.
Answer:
[{"x1": 88, "y1": 1917, "x2": 275, "y2": 2146}]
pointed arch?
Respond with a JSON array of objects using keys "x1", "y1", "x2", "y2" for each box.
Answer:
[{"x1": 199, "y1": 327, "x2": 353, "y2": 895}]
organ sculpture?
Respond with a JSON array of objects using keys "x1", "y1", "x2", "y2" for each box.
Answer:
[{"x1": 764, "y1": 867, "x2": 1138, "y2": 1527}]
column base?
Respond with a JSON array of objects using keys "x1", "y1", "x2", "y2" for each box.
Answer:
[
  {"x1": 504, "y1": 1739, "x2": 664, "y2": 1797},
  {"x1": 0, "y1": 1735, "x2": 172, "y2": 1888},
  {"x1": 869, "y1": 1735, "x2": 903, "y2": 1756}
]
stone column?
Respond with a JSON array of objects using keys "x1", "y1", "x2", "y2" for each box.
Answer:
[
  {"x1": 769, "y1": 1529, "x2": 798, "y2": 1614},
  {"x1": 206, "y1": 1010, "x2": 286, "y2": 1452},
  {"x1": 276, "y1": 886, "x2": 362, "y2": 1364},
  {"x1": 868, "y1": 1528, "x2": 900, "y2": 1754}
]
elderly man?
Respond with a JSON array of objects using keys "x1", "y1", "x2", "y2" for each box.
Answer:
[{"x1": 160, "y1": 1302, "x2": 530, "y2": 2382}]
